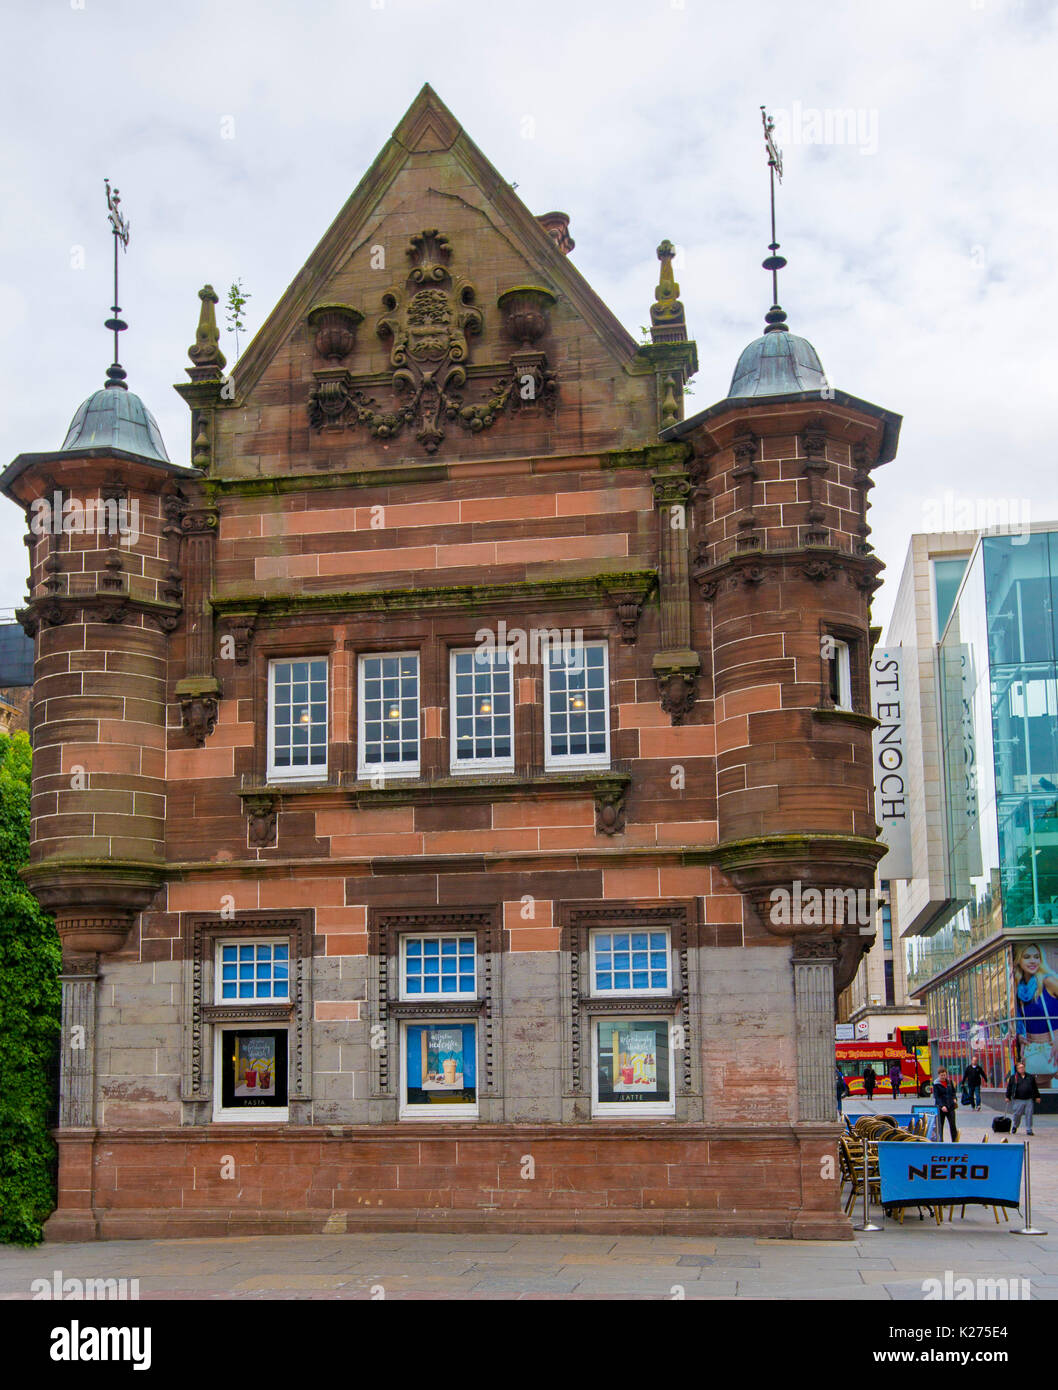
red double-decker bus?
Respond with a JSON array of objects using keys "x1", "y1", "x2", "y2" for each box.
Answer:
[{"x1": 835, "y1": 1037, "x2": 931, "y2": 1097}]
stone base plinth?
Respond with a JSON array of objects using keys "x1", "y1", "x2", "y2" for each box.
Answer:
[{"x1": 45, "y1": 1123, "x2": 852, "y2": 1242}]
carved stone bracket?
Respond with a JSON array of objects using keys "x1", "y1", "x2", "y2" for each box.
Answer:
[
  {"x1": 694, "y1": 547, "x2": 884, "y2": 603},
  {"x1": 653, "y1": 649, "x2": 700, "y2": 726},
  {"x1": 176, "y1": 677, "x2": 222, "y2": 746},
  {"x1": 244, "y1": 793, "x2": 279, "y2": 849},
  {"x1": 594, "y1": 778, "x2": 628, "y2": 836},
  {"x1": 223, "y1": 612, "x2": 257, "y2": 665}
]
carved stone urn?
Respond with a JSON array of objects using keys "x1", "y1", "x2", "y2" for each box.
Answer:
[
  {"x1": 306, "y1": 303, "x2": 365, "y2": 363},
  {"x1": 497, "y1": 286, "x2": 557, "y2": 349}
]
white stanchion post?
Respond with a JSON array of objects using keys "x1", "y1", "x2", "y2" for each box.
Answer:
[
  {"x1": 856, "y1": 1139, "x2": 882, "y2": 1233},
  {"x1": 1012, "y1": 1138, "x2": 1047, "y2": 1237}
]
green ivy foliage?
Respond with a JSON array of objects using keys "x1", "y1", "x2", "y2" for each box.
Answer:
[{"x1": 0, "y1": 731, "x2": 60, "y2": 1244}]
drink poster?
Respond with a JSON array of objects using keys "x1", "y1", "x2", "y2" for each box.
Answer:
[
  {"x1": 421, "y1": 1027, "x2": 465, "y2": 1090},
  {"x1": 612, "y1": 1028, "x2": 658, "y2": 1094},
  {"x1": 220, "y1": 1028, "x2": 288, "y2": 1110}
]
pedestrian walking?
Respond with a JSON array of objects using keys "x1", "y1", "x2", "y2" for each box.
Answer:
[
  {"x1": 1006, "y1": 1061, "x2": 1041, "y2": 1136},
  {"x1": 888, "y1": 1060, "x2": 902, "y2": 1098},
  {"x1": 933, "y1": 1067, "x2": 959, "y2": 1141},
  {"x1": 961, "y1": 1057, "x2": 988, "y2": 1111},
  {"x1": 836, "y1": 1064, "x2": 850, "y2": 1114},
  {"x1": 863, "y1": 1064, "x2": 876, "y2": 1101}
]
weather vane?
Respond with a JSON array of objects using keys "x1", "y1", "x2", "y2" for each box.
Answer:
[
  {"x1": 103, "y1": 177, "x2": 130, "y2": 387},
  {"x1": 759, "y1": 106, "x2": 788, "y2": 333}
]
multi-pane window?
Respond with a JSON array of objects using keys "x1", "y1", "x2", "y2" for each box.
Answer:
[
  {"x1": 450, "y1": 648, "x2": 513, "y2": 772},
  {"x1": 268, "y1": 658, "x2": 328, "y2": 781},
  {"x1": 358, "y1": 652, "x2": 420, "y2": 777},
  {"x1": 401, "y1": 935, "x2": 477, "y2": 999},
  {"x1": 544, "y1": 642, "x2": 609, "y2": 769},
  {"x1": 216, "y1": 941, "x2": 290, "y2": 1003},
  {"x1": 591, "y1": 930, "x2": 670, "y2": 995}
]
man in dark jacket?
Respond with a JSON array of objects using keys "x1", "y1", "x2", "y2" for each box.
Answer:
[
  {"x1": 863, "y1": 1064, "x2": 876, "y2": 1101},
  {"x1": 1006, "y1": 1062, "x2": 1042, "y2": 1136},
  {"x1": 961, "y1": 1057, "x2": 988, "y2": 1111},
  {"x1": 888, "y1": 1061, "x2": 903, "y2": 1098},
  {"x1": 933, "y1": 1068, "x2": 959, "y2": 1141},
  {"x1": 836, "y1": 1064, "x2": 850, "y2": 1113}
]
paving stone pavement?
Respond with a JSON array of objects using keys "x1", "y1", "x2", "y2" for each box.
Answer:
[{"x1": 2, "y1": 1107, "x2": 1056, "y2": 1300}]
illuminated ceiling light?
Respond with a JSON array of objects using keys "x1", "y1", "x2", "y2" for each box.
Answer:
[
  {"x1": 298, "y1": 708, "x2": 311, "y2": 724},
  {"x1": 387, "y1": 704, "x2": 400, "y2": 720},
  {"x1": 478, "y1": 700, "x2": 492, "y2": 715},
  {"x1": 570, "y1": 695, "x2": 586, "y2": 710}
]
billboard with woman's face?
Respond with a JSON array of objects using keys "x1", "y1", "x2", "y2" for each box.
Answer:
[{"x1": 1012, "y1": 941, "x2": 1058, "y2": 1080}]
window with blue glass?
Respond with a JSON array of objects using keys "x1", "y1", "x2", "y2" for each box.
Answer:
[
  {"x1": 590, "y1": 929, "x2": 670, "y2": 995},
  {"x1": 216, "y1": 941, "x2": 290, "y2": 1002},
  {"x1": 401, "y1": 934, "x2": 477, "y2": 998}
]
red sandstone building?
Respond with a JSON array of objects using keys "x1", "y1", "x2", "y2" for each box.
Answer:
[{"x1": 3, "y1": 87, "x2": 900, "y2": 1240}]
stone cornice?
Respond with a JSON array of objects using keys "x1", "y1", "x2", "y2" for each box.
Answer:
[
  {"x1": 17, "y1": 591, "x2": 183, "y2": 637},
  {"x1": 213, "y1": 570, "x2": 657, "y2": 619},
  {"x1": 693, "y1": 545, "x2": 883, "y2": 601}
]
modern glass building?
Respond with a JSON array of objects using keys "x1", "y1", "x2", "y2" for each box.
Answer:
[{"x1": 914, "y1": 530, "x2": 1058, "y2": 1090}]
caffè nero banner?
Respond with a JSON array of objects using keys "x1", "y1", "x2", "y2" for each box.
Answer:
[{"x1": 870, "y1": 647, "x2": 912, "y2": 880}]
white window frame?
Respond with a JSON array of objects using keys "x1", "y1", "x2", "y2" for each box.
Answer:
[
  {"x1": 543, "y1": 640, "x2": 611, "y2": 771},
  {"x1": 449, "y1": 647, "x2": 515, "y2": 775},
  {"x1": 398, "y1": 1019, "x2": 480, "y2": 1121},
  {"x1": 357, "y1": 651, "x2": 421, "y2": 780},
  {"x1": 214, "y1": 937, "x2": 291, "y2": 1005},
  {"x1": 589, "y1": 928, "x2": 672, "y2": 998},
  {"x1": 212, "y1": 1024, "x2": 290, "y2": 1123},
  {"x1": 400, "y1": 932, "x2": 478, "y2": 1001},
  {"x1": 590, "y1": 1016, "x2": 676, "y2": 1118},
  {"x1": 829, "y1": 639, "x2": 853, "y2": 712},
  {"x1": 267, "y1": 656, "x2": 329, "y2": 784}
]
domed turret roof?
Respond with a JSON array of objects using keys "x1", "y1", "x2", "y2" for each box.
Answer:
[
  {"x1": 728, "y1": 325, "x2": 827, "y2": 399},
  {"x1": 60, "y1": 383, "x2": 170, "y2": 463}
]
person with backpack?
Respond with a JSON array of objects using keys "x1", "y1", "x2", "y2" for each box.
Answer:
[
  {"x1": 836, "y1": 1064, "x2": 850, "y2": 1114},
  {"x1": 933, "y1": 1067, "x2": 959, "y2": 1141},
  {"x1": 863, "y1": 1064, "x2": 876, "y2": 1101},
  {"x1": 961, "y1": 1057, "x2": 988, "y2": 1111},
  {"x1": 1006, "y1": 1062, "x2": 1042, "y2": 1136}
]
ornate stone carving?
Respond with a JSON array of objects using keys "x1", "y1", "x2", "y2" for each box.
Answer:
[
  {"x1": 245, "y1": 793, "x2": 279, "y2": 848},
  {"x1": 101, "y1": 550, "x2": 124, "y2": 591},
  {"x1": 497, "y1": 286, "x2": 555, "y2": 348},
  {"x1": 594, "y1": 781, "x2": 627, "y2": 836},
  {"x1": 179, "y1": 691, "x2": 219, "y2": 745},
  {"x1": 307, "y1": 230, "x2": 557, "y2": 451},
  {"x1": 654, "y1": 655, "x2": 699, "y2": 725},
  {"x1": 649, "y1": 240, "x2": 688, "y2": 344},
  {"x1": 224, "y1": 613, "x2": 257, "y2": 665},
  {"x1": 536, "y1": 211, "x2": 574, "y2": 254},
  {"x1": 802, "y1": 558, "x2": 835, "y2": 583},
  {"x1": 307, "y1": 303, "x2": 364, "y2": 363},
  {"x1": 613, "y1": 595, "x2": 643, "y2": 645},
  {"x1": 187, "y1": 284, "x2": 227, "y2": 376}
]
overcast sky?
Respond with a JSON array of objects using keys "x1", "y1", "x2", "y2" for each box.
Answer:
[{"x1": 1, "y1": 0, "x2": 1055, "y2": 634}]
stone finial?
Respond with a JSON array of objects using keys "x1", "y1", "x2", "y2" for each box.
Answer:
[
  {"x1": 537, "y1": 212, "x2": 575, "y2": 255},
  {"x1": 650, "y1": 240, "x2": 687, "y2": 343},
  {"x1": 187, "y1": 284, "x2": 227, "y2": 375}
]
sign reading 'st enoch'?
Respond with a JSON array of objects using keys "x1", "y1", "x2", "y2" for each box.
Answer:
[
  {"x1": 876, "y1": 1142, "x2": 1023, "y2": 1209},
  {"x1": 870, "y1": 647, "x2": 912, "y2": 880}
]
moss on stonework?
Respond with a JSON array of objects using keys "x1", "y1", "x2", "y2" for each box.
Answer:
[{"x1": 602, "y1": 442, "x2": 693, "y2": 472}]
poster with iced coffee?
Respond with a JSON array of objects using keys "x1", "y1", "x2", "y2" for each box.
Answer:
[
  {"x1": 421, "y1": 1027, "x2": 464, "y2": 1090},
  {"x1": 611, "y1": 1027, "x2": 658, "y2": 1093}
]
